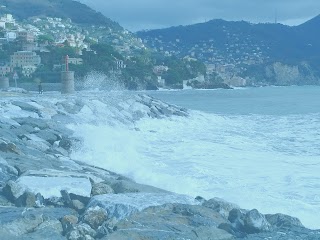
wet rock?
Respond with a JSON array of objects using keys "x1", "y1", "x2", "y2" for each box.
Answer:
[
  {"x1": 2, "y1": 180, "x2": 25, "y2": 201},
  {"x1": 0, "y1": 140, "x2": 19, "y2": 154},
  {"x1": 15, "y1": 175, "x2": 92, "y2": 200},
  {"x1": 82, "y1": 206, "x2": 108, "y2": 229},
  {"x1": 87, "y1": 193, "x2": 198, "y2": 221},
  {"x1": 12, "y1": 101, "x2": 40, "y2": 113},
  {"x1": 15, "y1": 191, "x2": 36, "y2": 207},
  {"x1": 22, "y1": 220, "x2": 64, "y2": 239},
  {"x1": 244, "y1": 209, "x2": 271, "y2": 234},
  {"x1": 72, "y1": 200, "x2": 85, "y2": 212},
  {"x1": 108, "y1": 179, "x2": 169, "y2": 194},
  {"x1": 61, "y1": 215, "x2": 79, "y2": 234},
  {"x1": 0, "y1": 157, "x2": 19, "y2": 187},
  {"x1": 265, "y1": 213, "x2": 304, "y2": 228},
  {"x1": 35, "y1": 129, "x2": 59, "y2": 145},
  {"x1": 14, "y1": 117, "x2": 48, "y2": 130},
  {"x1": 228, "y1": 208, "x2": 246, "y2": 231},
  {"x1": 91, "y1": 182, "x2": 114, "y2": 196},
  {"x1": 0, "y1": 207, "x2": 75, "y2": 237},
  {"x1": 67, "y1": 223, "x2": 96, "y2": 240},
  {"x1": 59, "y1": 138, "x2": 72, "y2": 151},
  {"x1": 0, "y1": 194, "x2": 14, "y2": 206},
  {"x1": 203, "y1": 197, "x2": 239, "y2": 219},
  {"x1": 104, "y1": 204, "x2": 233, "y2": 240}
]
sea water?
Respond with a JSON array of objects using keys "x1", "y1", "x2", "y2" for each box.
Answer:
[{"x1": 71, "y1": 86, "x2": 320, "y2": 229}]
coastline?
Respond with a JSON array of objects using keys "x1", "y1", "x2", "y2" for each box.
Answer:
[{"x1": 0, "y1": 91, "x2": 319, "y2": 239}]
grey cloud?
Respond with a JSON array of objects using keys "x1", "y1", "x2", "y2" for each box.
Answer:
[{"x1": 77, "y1": 0, "x2": 320, "y2": 31}]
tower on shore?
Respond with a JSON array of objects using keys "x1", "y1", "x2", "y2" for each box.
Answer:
[{"x1": 61, "y1": 55, "x2": 75, "y2": 94}]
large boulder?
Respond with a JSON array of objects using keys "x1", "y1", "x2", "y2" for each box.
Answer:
[
  {"x1": 82, "y1": 206, "x2": 108, "y2": 230},
  {"x1": 21, "y1": 176, "x2": 91, "y2": 199},
  {"x1": 265, "y1": 213, "x2": 304, "y2": 228},
  {"x1": 87, "y1": 193, "x2": 199, "y2": 220},
  {"x1": 103, "y1": 204, "x2": 232, "y2": 240},
  {"x1": 12, "y1": 101, "x2": 40, "y2": 114},
  {"x1": 0, "y1": 207, "x2": 76, "y2": 237},
  {"x1": 244, "y1": 209, "x2": 271, "y2": 234},
  {"x1": 203, "y1": 197, "x2": 239, "y2": 219}
]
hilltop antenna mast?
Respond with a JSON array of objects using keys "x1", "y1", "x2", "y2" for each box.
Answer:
[{"x1": 275, "y1": 9, "x2": 278, "y2": 24}]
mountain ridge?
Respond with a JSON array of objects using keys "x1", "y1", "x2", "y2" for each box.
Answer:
[
  {"x1": 137, "y1": 15, "x2": 320, "y2": 86},
  {"x1": 0, "y1": 0, "x2": 122, "y2": 30}
]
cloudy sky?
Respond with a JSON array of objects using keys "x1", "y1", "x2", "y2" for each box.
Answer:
[{"x1": 77, "y1": 0, "x2": 320, "y2": 31}]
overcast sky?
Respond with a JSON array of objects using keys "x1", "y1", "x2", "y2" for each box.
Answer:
[{"x1": 77, "y1": 0, "x2": 320, "y2": 31}]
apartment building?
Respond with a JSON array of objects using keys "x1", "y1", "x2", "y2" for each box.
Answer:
[{"x1": 10, "y1": 51, "x2": 41, "y2": 68}]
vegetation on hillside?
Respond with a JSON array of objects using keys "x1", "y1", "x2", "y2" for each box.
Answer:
[{"x1": 0, "y1": 0, "x2": 122, "y2": 30}]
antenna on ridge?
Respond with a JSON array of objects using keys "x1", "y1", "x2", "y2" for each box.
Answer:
[{"x1": 275, "y1": 9, "x2": 278, "y2": 24}]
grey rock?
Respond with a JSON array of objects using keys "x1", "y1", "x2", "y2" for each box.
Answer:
[
  {"x1": 228, "y1": 208, "x2": 246, "y2": 231},
  {"x1": 265, "y1": 213, "x2": 304, "y2": 228},
  {"x1": 15, "y1": 191, "x2": 36, "y2": 207},
  {"x1": 91, "y1": 182, "x2": 114, "y2": 196},
  {"x1": 59, "y1": 138, "x2": 72, "y2": 151},
  {"x1": 57, "y1": 100, "x2": 85, "y2": 114},
  {"x1": 203, "y1": 197, "x2": 239, "y2": 219},
  {"x1": 108, "y1": 179, "x2": 169, "y2": 194},
  {"x1": 2, "y1": 180, "x2": 25, "y2": 201},
  {"x1": 0, "y1": 157, "x2": 19, "y2": 187},
  {"x1": 72, "y1": 200, "x2": 85, "y2": 212},
  {"x1": 0, "y1": 194, "x2": 14, "y2": 206},
  {"x1": 61, "y1": 214, "x2": 79, "y2": 234},
  {"x1": 19, "y1": 124, "x2": 38, "y2": 134},
  {"x1": 82, "y1": 206, "x2": 108, "y2": 229},
  {"x1": 67, "y1": 223, "x2": 96, "y2": 240},
  {"x1": 0, "y1": 141, "x2": 19, "y2": 154},
  {"x1": 0, "y1": 207, "x2": 75, "y2": 237},
  {"x1": 104, "y1": 204, "x2": 233, "y2": 240},
  {"x1": 14, "y1": 117, "x2": 48, "y2": 130},
  {"x1": 87, "y1": 193, "x2": 198, "y2": 221},
  {"x1": 35, "y1": 130, "x2": 59, "y2": 145},
  {"x1": 244, "y1": 209, "x2": 271, "y2": 234},
  {"x1": 11, "y1": 101, "x2": 40, "y2": 113}
]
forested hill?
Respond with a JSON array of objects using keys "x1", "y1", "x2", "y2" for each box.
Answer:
[
  {"x1": 0, "y1": 0, "x2": 122, "y2": 30},
  {"x1": 136, "y1": 15, "x2": 320, "y2": 85},
  {"x1": 137, "y1": 16, "x2": 320, "y2": 64}
]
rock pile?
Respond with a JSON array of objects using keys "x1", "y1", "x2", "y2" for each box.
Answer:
[{"x1": 0, "y1": 93, "x2": 318, "y2": 239}]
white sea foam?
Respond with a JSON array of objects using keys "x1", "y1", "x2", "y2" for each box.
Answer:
[{"x1": 70, "y1": 92, "x2": 320, "y2": 229}]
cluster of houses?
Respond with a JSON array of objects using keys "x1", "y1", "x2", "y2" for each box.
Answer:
[
  {"x1": 0, "y1": 13, "x2": 132, "y2": 80},
  {"x1": 0, "y1": 14, "x2": 90, "y2": 78}
]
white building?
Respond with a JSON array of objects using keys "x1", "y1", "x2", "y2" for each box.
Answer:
[
  {"x1": 0, "y1": 65, "x2": 11, "y2": 76},
  {"x1": 6, "y1": 32, "x2": 16, "y2": 42},
  {"x1": 68, "y1": 58, "x2": 83, "y2": 65},
  {"x1": 22, "y1": 65, "x2": 37, "y2": 77}
]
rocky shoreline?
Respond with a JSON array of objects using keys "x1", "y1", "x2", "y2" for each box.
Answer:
[{"x1": 0, "y1": 91, "x2": 319, "y2": 240}]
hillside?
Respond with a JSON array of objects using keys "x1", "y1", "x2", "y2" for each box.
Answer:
[
  {"x1": 137, "y1": 17, "x2": 320, "y2": 86},
  {"x1": 0, "y1": 0, "x2": 122, "y2": 30}
]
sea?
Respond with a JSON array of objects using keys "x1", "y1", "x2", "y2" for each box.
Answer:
[{"x1": 71, "y1": 86, "x2": 320, "y2": 229}]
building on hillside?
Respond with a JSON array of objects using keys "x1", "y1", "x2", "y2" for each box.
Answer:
[
  {"x1": 115, "y1": 60, "x2": 126, "y2": 69},
  {"x1": 10, "y1": 51, "x2": 41, "y2": 68},
  {"x1": 22, "y1": 65, "x2": 37, "y2": 77},
  {"x1": 157, "y1": 76, "x2": 166, "y2": 86},
  {"x1": 153, "y1": 65, "x2": 169, "y2": 75},
  {"x1": 68, "y1": 58, "x2": 83, "y2": 65},
  {"x1": 0, "y1": 21, "x2": 5, "y2": 29},
  {"x1": 22, "y1": 42, "x2": 38, "y2": 51},
  {"x1": 1, "y1": 14, "x2": 14, "y2": 23},
  {"x1": 0, "y1": 65, "x2": 11, "y2": 76},
  {"x1": 17, "y1": 31, "x2": 35, "y2": 42},
  {"x1": 6, "y1": 32, "x2": 16, "y2": 42}
]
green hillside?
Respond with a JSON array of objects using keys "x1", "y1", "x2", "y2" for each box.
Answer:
[{"x1": 0, "y1": 0, "x2": 122, "y2": 30}]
